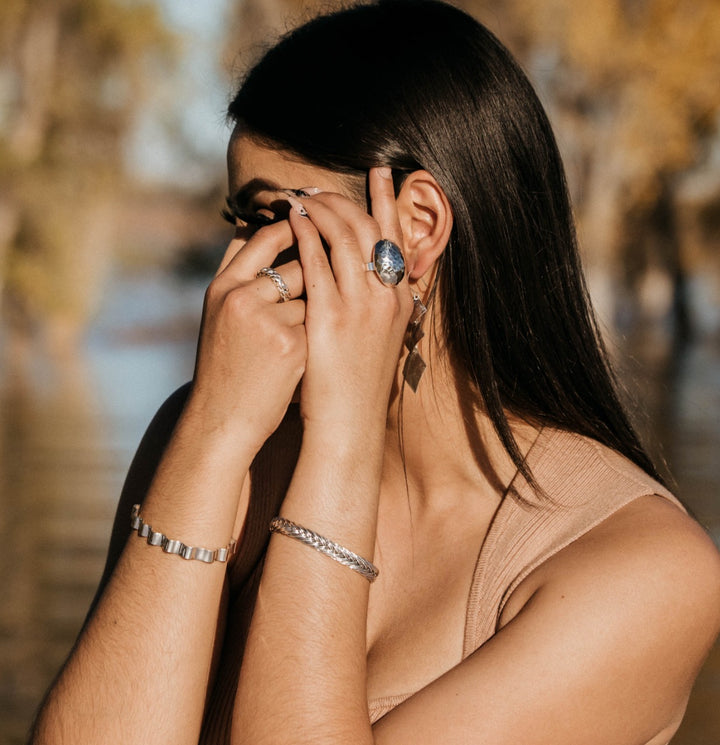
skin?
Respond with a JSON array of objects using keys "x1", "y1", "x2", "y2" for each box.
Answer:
[{"x1": 31, "y1": 132, "x2": 720, "y2": 745}]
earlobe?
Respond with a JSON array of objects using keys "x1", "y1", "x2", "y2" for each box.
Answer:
[{"x1": 396, "y1": 171, "x2": 453, "y2": 281}]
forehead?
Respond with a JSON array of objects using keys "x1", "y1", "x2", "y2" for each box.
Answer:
[{"x1": 227, "y1": 131, "x2": 351, "y2": 197}]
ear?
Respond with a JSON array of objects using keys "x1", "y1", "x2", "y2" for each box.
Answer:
[{"x1": 396, "y1": 170, "x2": 453, "y2": 282}]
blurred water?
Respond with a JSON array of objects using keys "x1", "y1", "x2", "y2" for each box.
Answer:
[
  {"x1": 0, "y1": 272, "x2": 204, "y2": 744},
  {"x1": 0, "y1": 273, "x2": 718, "y2": 744}
]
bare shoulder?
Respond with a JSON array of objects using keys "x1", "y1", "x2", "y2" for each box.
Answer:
[
  {"x1": 544, "y1": 495, "x2": 720, "y2": 609},
  {"x1": 519, "y1": 494, "x2": 720, "y2": 707}
]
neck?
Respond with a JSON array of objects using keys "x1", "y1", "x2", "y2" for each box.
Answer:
[{"x1": 383, "y1": 332, "x2": 538, "y2": 515}]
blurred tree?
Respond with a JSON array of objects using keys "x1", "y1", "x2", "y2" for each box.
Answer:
[{"x1": 0, "y1": 0, "x2": 176, "y2": 354}]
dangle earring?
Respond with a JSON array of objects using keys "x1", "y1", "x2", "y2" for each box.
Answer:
[{"x1": 402, "y1": 292, "x2": 428, "y2": 392}]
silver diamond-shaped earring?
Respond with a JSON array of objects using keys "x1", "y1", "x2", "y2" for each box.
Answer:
[{"x1": 402, "y1": 293, "x2": 428, "y2": 392}]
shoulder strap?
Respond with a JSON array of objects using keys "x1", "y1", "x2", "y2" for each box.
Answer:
[{"x1": 463, "y1": 428, "x2": 681, "y2": 656}]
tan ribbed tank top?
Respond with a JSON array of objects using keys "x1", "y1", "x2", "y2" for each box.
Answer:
[{"x1": 199, "y1": 417, "x2": 681, "y2": 740}]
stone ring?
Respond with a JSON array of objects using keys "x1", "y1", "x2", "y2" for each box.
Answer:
[
  {"x1": 365, "y1": 239, "x2": 405, "y2": 287},
  {"x1": 256, "y1": 266, "x2": 291, "y2": 302}
]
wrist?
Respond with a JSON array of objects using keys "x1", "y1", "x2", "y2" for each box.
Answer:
[
  {"x1": 140, "y1": 414, "x2": 251, "y2": 539},
  {"x1": 300, "y1": 416, "x2": 385, "y2": 460},
  {"x1": 181, "y1": 389, "x2": 275, "y2": 461},
  {"x1": 291, "y1": 423, "x2": 386, "y2": 512}
]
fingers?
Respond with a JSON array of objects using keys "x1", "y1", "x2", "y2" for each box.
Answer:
[
  {"x1": 217, "y1": 220, "x2": 295, "y2": 283},
  {"x1": 292, "y1": 168, "x2": 408, "y2": 296},
  {"x1": 294, "y1": 195, "x2": 377, "y2": 294},
  {"x1": 215, "y1": 224, "x2": 257, "y2": 276},
  {"x1": 288, "y1": 209, "x2": 338, "y2": 306},
  {"x1": 254, "y1": 261, "x2": 304, "y2": 305},
  {"x1": 215, "y1": 168, "x2": 407, "y2": 313},
  {"x1": 211, "y1": 218, "x2": 308, "y2": 305},
  {"x1": 368, "y1": 167, "x2": 404, "y2": 248},
  {"x1": 273, "y1": 295, "x2": 306, "y2": 327}
]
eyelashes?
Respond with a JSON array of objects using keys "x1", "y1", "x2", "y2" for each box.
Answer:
[
  {"x1": 221, "y1": 198, "x2": 279, "y2": 227},
  {"x1": 221, "y1": 189, "x2": 310, "y2": 228}
]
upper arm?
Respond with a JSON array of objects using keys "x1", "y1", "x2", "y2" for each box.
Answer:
[
  {"x1": 373, "y1": 497, "x2": 720, "y2": 745},
  {"x1": 85, "y1": 382, "x2": 193, "y2": 618}
]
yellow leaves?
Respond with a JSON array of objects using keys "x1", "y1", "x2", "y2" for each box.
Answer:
[{"x1": 563, "y1": 0, "x2": 626, "y2": 81}]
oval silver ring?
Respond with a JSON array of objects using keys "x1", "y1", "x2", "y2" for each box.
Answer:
[
  {"x1": 256, "y1": 266, "x2": 291, "y2": 302},
  {"x1": 365, "y1": 239, "x2": 405, "y2": 287}
]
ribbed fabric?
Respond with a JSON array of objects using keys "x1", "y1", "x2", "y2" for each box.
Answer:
[
  {"x1": 367, "y1": 428, "x2": 681, "y2": 723},
  {"x1": 463, "y1": 428, "x2": 679, "y2": 655},
  {"x1": 199, "y1": 423, "x2": 681, "y2": 737}
]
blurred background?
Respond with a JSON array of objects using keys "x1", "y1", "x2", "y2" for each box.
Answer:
[{"x1": 0, "y1": 1, "x2": 718, "y2": 743}]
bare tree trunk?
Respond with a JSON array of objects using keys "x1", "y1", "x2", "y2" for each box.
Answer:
[
  {"x1": 0, "y1": 200, "x2": 20, "y2": 298},
  {"x1": 653, "y1": 179, "x2": 691, "y2": 341},
  {"x1": 577, "y1": 121, "x2": 627, "y2": 330}
]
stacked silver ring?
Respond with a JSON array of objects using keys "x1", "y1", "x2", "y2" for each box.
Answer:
[{"x1": 256, "y1": 266, "x2": 291, "y2": 302}]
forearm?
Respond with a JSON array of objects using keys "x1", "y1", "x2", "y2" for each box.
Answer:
[
  {"x1": 232, "y1": 168, "x2": 411, "y2": 744},
  {"x1": 233, "y1": 421, "x2": 385, "y2": 745},
  {"x1": 32, "y1": 208, "x2": 310, "y2": 742},
  {"x1": 32, "y1": 408, "x2": 256, "y2": 745}
]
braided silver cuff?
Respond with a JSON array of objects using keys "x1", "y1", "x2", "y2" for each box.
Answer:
[
  {"x1": 269, "y1": 517, "x2": 379, "y2": 582},
  {"x1": 130, "y1": 504, "x2": 237, "y2": 564}
]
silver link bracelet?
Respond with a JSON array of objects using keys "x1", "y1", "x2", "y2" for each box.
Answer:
[{"x1": 130, "y1": 504, "x2": 237, "y2": 564}]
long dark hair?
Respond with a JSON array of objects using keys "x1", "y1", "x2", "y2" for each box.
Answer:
[{"x1": 228, "y1": 0, "x2": 664, "y2": 485}]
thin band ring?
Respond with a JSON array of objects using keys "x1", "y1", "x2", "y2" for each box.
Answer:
[{"x1": 256, "y1": 267, "x2": 291, "y2": 302}]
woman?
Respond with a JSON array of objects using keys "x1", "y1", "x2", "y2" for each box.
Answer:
[{"x1": 31, "y1": 1, "x2": 720, "y2": 743}]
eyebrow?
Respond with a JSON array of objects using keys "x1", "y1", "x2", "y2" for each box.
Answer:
[{"x1": 230, "y1": 177, "x2": 285, "y2": 212}]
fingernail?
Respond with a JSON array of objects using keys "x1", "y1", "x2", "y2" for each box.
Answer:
[
  {"x1": 285, "y1": 195, "x2": 308, "y2": 216},
  {"x1": 282, "y1": 187, "x2": 321, "y2": 198},
  {"x1": 376, "y1": 167, "x2": 392, "y2": 179}
]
